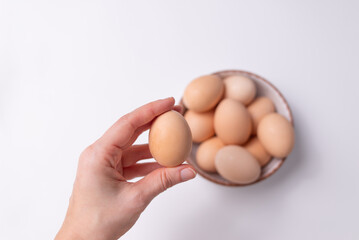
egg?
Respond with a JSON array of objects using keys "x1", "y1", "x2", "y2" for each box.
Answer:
[
  {"x1": 214, "y1": 99, "x2": 252, "y2": 145},
  {"x1": 184, "y1": 110, "x2": 215, "y2": 143},
  {"x1": 196, "y1": 137, "x2": 225, "y2": 172},
  {"x1": 215, "y1": 145, "x2": 261, "y2": 184},
  {"x1": 257, "y1": 113, "x2": 295, "y2": 158},
  {"x1": 149, "y1": 110, "x2": 192, "y2": 167},
  {"x1": 223, "y1": 75, "x2": 256, "y2": 105},
  {"x1": 244, "y1": 137, "x2": 271, "y2": 167},
  {"x1": 247, "y1": 97, "x2": 275, "y2": 135},
  {"x1": 183, "y1": 75, "x2": 224, "y2": 112}
]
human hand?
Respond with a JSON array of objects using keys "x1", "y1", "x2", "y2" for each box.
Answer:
[{"x1": 55, "y1": 97, "x2": 197, "y2": 240}]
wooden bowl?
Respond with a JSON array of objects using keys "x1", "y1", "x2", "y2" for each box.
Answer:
[{"x1": 181, "y1": 70, "x2": 294, "y2": 186}]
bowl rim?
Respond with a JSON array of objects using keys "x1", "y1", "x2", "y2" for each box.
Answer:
[{"x1": 182, "y1": 69, "x2": 294, "y2": 187}]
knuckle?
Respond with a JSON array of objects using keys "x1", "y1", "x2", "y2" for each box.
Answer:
[
  {"x1": 159, "y1": 169, "x2": 173, "y2": 191},
  {"x1": 79, "y1": 144, "x2": 106, "y2": 166},
  {"x1": 80, "y1": 145, "x2": 95, "y2": 160},
  {"x1": 120, "y1": 114, "x2": 130, "y2": 123},
  {"x1": 146, "y1": 107, "x2": 156, "y2": 118},
  {"x1": 120, "y1": 114, "x2": 136, "y2": 130}
]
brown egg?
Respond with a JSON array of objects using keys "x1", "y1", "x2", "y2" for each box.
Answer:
[
  {"x1": 184, "y1": 110, "x2": 215, "y2": 143},
  {"x1": 257, "y1": 113, "x2": 295, "y2": 158},
  {"x1": 149, "y1": 111, "x2": 192, "y2": 167},
  {"x1": 183, "y1": 75, "x2": 224, "y2": 112},
  {"x1": 247, "y1": 97, "x2": 275, "y2": 135},
  {"x1": 244, "y1": 137, "x2": 271, "y2": 167},
  {"x1": 223, "y1": 75, "x2": 256, "y2": 105},
  {"x1": 214, "y1": 99, "x2": 252, "y2": 145},
  {"x1": 215, "y1": 145, "x2": 261, "y2": 184},
  {"x1": 196, "y1": 137, "x2": 225, "y2": 173}
]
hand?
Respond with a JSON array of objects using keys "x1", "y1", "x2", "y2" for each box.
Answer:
[{"x1": 55, "y1": 97, "x2": 197, "y2": 240}]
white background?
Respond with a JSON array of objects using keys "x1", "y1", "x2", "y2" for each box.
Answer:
[{"x1": 1, "y1": 0, "x2": 359, "y2": 239}]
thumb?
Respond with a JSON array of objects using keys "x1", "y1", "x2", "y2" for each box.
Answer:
[{"x1": 135, "y1": 165, "x2": 196, "y2": 203}]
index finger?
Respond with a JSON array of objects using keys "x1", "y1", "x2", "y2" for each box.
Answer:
[{"x1": 98, "y1": 97, "x2": 175, "y2": 149}]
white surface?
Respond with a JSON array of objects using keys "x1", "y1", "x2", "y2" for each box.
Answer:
[{"x1": 1, "y1": 1, "x2": 358, "y2": 239}]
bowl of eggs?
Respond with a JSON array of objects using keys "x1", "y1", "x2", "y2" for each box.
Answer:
[{"x1": 181, "y1": 70, "x2": 295, "y2": 186}]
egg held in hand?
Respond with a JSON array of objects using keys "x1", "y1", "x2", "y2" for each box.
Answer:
[{"x1": 149, "y1": 111, "x2": 192, "y2": 167}]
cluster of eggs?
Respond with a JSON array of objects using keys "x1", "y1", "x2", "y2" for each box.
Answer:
[{"x1": 183, "y1": 74, "x2": 295, "y2": 184}]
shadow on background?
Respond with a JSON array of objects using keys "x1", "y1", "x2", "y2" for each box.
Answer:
[{"x1": 168, "y1": 103, "x2": 314, "y2": 240}]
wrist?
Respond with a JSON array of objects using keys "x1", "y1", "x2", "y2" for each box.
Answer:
[
  {"x1": 55, "y1": 215, "x2": 115, "y2": 240},
  {"x1": 55, "y1": 225, "x2": 85, "y2": 240}
]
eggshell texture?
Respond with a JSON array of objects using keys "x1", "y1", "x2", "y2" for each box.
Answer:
[
  {"x1": 184, "y1": 110, "x2": 215, "y2": 143},
  {"x1": 183, "y1": 75, "x2": 224, "y2": 112},
  {"x1": 214, "y1": 99, "x2": 252, "y2": 145},
  {"x1": 244, "y1": 137, "x2": 271, "y2": 167},
  {"x1": 247, "y1": 97, "x2": 275, "y2": 135},
  {"x1": 196, "y1": 137, "x2": 225, "y2": 172},
  {"x1": 149, "y1": 111, "x2": 192, "y2": 167},
  {"x1": 223, "y1": 75, "x2": 256, "y2": 105},
  {"x1": 257, "y1": 113, "x2": 295, "y2": 158},
  {"x1": 215, "y1": 145, "x2": 261, "y2": 184}
]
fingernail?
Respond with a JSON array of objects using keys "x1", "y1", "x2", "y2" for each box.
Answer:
[{"x1": 180, "y1": 168, "x2": 197, "y2": 182}]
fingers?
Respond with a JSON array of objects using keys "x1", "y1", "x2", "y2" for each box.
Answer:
[
  {"x1": 122, "y1": 144, "x2": 152, "y2": 167},
  {"x1": 123, "y1": 162, "x2": 163, "y2": 180},
  {"x1": 98, "y1": 97, "x2": 175, "y2": 149},
  {"x1": 134, "y1": 165, "x2": 196, "y2": 204},
  {"x1": 121, "y1": 121, "x2": 151, "y2": 149},
  {"x1": 172, "y1": 105, "x2": 183, "y2": 114}
]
